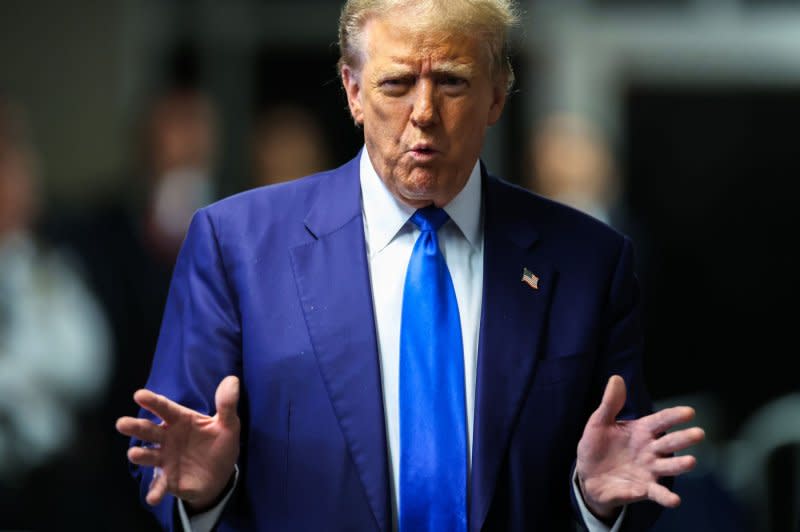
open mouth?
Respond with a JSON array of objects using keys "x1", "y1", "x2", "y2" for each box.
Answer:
[{"x1": 410, "y1": 144, "x2": 438, "y2": 157}]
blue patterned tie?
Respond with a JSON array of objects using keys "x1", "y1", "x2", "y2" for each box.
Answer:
[{"x1": 399, "y1": 206, "x2": 467, "y2": 532}]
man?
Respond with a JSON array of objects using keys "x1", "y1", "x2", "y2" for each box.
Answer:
[
  {"x1": 116, "y1": 1, "x2": 704, "y2": 530},
  {"x1": 0, "y1": 98, "x2": 112, "y2": 528}
]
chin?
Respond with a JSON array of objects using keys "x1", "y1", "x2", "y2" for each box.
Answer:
[
  {"x1": 394, "y1": 188, "x2": 434, "y2": 207},
  {"x1": 403, "y1": 166, "x2": 440, "y2": 189},
  {"x1": 396, "y1": 175, "x2": 438, "y2": 203}
]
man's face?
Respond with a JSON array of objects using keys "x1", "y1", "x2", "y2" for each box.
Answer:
[{"x1": 341, "y1": 16, "x2": 507, "y2": 208}]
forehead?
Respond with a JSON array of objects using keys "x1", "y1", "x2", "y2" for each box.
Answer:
[{"x1": 361, "y1": 16, "x2": 489, "y2": 72}]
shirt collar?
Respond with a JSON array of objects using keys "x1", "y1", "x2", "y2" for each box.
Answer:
[{"x1": 359, "y1": 147, "x2": 482, "y2": 256}]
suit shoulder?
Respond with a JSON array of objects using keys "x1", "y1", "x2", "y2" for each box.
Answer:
[
  {"x1": 204, "y1": 169, "x2": 333, "y2": 218},
  {"x1": 197, "y1": 155, "x2": 360, "y2": 233},
  {"x1": 487, "y1": 175, "x2": 628, "y2": 248}
]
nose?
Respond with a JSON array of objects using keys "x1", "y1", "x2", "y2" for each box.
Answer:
[{"x1": 410, "y1": 79, "x2": 438, "y2": 128}]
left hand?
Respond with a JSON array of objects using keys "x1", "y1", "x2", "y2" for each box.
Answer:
[{"x1": 576, "y1": 375, "x2": 705, "y2": 520}]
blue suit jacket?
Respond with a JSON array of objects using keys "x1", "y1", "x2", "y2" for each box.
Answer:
[{"x1": 132, "y1": 155, "x2": 662, "y2": 531}]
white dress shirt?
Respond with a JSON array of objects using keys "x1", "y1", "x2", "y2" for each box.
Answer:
[
  {"x1": 360, "y1": 149, "x2": 484, "y2": 527},
  {"x1": 182, "y1": 148, "x2": 622, "y2": 531}
]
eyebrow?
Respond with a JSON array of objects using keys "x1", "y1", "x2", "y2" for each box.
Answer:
[
  {"x1": 431, "y1": 63, "x2": 475, "y2": 77},
  {"x1": 382, "y1": 59, "x2": 476, "y2": 77}
]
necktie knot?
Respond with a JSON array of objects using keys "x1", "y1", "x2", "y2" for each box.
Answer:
[{"x1": 411, "y1": 206, "x2": 449, "y2": 233}]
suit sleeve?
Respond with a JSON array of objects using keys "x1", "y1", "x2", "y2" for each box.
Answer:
[
  {"x1": 598, "y1": 237, "x2": 651, "y2": 419},
  {"x1": 571, "y1": 236, "x2": 669, "y2": 532},
  {"x1": 128, "y1": 208, "x2": 243, "y2": 531}
]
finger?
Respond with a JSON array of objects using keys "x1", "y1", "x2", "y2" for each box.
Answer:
[
  {"x1": 651, "y1": 454, "x2": 697, "y2": 477},
  {"x1": 647, "y1": 482, "x2": 681, "y2": 508},
  {"x1": 651, "y1": 427, "x2": 705, "y2": 455},
  {"x1": 146, "y1": 468, "x2": 168, "y2": 506},
  {"x1": 127, "y1": 446, "x2": 162, "y2": 467},
  {"x1": 134, "y1": 389, "x2": 185, "y2": 425},
  {"x1": 215, "y1": 376, "x2": 240, "y2": 428},
  {"x1": 116, "y1": 417, "x2": 165, "y2": 444},
  {"x1": 643, "y1": 406, "x2": 696, "y2": 436},
  {"x1": 589, "y1": 375, "x2": 627, "y2": 426}
]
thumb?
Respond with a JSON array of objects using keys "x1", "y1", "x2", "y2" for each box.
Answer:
[
  {"x1": 590, "y1": 375, "x2": 627, "y2": 426},
  {"x1": 215, "y1": 375, "x2": 240, "y2": 427}
]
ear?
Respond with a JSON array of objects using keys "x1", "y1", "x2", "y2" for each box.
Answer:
[
  {"x1": 341, "y1": 65, "x2": 364, "y2": 126},
  {"x1": 487, "y1": 77, "x2": 508, "y2": 127}
]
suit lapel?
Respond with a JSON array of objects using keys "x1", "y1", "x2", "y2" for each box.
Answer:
[
  {"x1": 289, "y1": 158, "x2": 390, "y2": 531},
  {"x1": 470, "y1": 173, "x2": 557, "y2": 531}
]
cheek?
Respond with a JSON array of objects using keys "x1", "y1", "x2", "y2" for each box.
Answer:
[
  {"x1": 365, "y1": 110, "x2": 407, "y2": 146},
  {"x1": 365, "y1": 93, "x2": 392, "y2": 119},
  {"x1": 447, "y1": 111, "x2": 488, "y2": 149},
  {"x1": 368, "y1": 94, "x2": 411, "y2": 124}
]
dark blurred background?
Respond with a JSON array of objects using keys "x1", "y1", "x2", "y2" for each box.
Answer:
[{"x1": 1, "y1": 1, "x2": 798, "y2": 531}]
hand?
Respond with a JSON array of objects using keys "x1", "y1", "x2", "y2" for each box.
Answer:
[
  {"x1": 575, "y1": 375, "x2": 705, "y2": 520},
  {"x1": 116, "y1": 376, "x2": 241, "y2": 511}
]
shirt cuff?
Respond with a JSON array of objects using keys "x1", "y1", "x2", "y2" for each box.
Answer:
[
  {"x1": 177, "y1": 465, "x2": 239, "y2": 532},
  {"x1": 572, "y1": 468, "x2": 627, "y2": 532}
]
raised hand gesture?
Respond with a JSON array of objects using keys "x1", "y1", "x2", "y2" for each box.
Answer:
[
  {"x1": 116, "y1": 376, "x2": 241, "y2": 511},
  {"x1": 576, "y1": 375, "x2": 705, "y2": 520}
]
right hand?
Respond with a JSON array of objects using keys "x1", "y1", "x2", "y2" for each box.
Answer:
[{"x1": 116, "y1": 375, "x2": 241, "y2": 511}]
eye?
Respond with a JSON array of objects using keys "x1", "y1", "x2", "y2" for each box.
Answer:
[
  {"x1": 441, "y1": 76, "x2": 466, "y2": 87},
  {"x1": 379, "y1": 76, "x2": 414, "y2": 95},
  {"x1": 437, "y1": 75, "x2": 468, "y2": 94}
]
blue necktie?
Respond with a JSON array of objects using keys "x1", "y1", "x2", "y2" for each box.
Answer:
[{"x1": 399, "y1": 206, "x2": 467, "y2": 532}]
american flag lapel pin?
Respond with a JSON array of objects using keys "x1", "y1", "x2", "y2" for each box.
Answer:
[{"x1": 521, "y1": 267, "x2": 539, "y2": 290}]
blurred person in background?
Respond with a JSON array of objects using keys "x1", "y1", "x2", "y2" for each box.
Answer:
[
  {"x1": 45, "y1": 80, "x2": 220, "y2": 531},
  {"x1": 250, "y1": 102, "x2": 332, "y2": 188},
  {"x1": 525, "y1": 111, "x2": 651, "y2": 284},
  {"x1": 526, "y1": 111, "x2": 752, "y2": 532},
  {"x1": 527, "y1": 113, "x2": 621, "y2": 225},
  {"x1": 140, "y1": 84, "x2": 219, "y2": 262},
  {"x1": 0, "y1": 97, "x2": 111, "y2": 527},
  {"x1": 59, "y1": 81, "x2": 220, "y2": 411}
]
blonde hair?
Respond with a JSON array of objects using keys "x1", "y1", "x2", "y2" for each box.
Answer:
[{"x1": 338, "y1": 0, "x2": 519, "y2": 91}]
